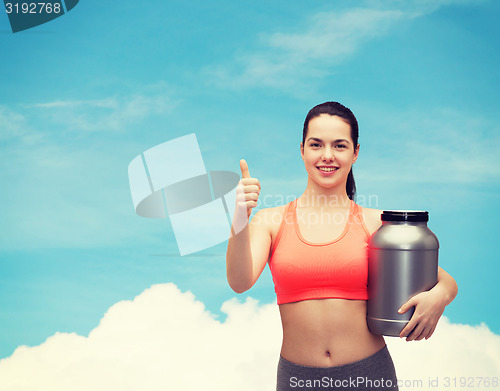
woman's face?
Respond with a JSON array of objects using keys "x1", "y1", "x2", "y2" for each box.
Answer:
[{"x1": 300, "y1": 114, "x2": 359, "y2": 191}]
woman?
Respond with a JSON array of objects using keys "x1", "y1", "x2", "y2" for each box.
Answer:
[{"x1": 226, "y1": 102, "x2": 458, "y2": 391}]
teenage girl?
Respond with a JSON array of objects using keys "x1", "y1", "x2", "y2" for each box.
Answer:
[{"x1": 226, "y1": 102, "x2": 458, "y2": 391}]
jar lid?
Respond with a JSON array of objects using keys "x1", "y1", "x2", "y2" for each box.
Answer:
[{"x1": 381, "y1": 210, "x2": 429, "y2": 222}]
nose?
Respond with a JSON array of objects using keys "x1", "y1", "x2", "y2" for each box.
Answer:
[{"x1": 321, "y1": 147, "x2": 335, "y2": 162}]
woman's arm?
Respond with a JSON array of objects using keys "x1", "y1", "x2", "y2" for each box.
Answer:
[
  {"x1": 226, "y1": 160, "x2": 271, "y2": 293},
  {"x1": 226, "y1": 209, "x2": 273, "y2": 293},
  {"x1": 398, "y1": 266, "x2": 458, "y2": 341}
]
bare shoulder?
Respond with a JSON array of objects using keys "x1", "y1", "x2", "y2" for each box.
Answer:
[
  {"x1": 251, "y1": 204, "x2": 288, "y2": 237},
  {"x1": 359, "y1": 205, "x2": 383, "y2": 236}
]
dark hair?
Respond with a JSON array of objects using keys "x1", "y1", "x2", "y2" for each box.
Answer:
[{"x1": 302, "y1": 101, "x2": 359, "y2": 200}]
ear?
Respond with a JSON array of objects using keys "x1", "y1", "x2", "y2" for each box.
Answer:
[
  {"x1": 300, "y1": 142, "x2": 304, "y2": 160},
  {"x1": 352, "y1": 144, "x2": 360, "y2": 164}
]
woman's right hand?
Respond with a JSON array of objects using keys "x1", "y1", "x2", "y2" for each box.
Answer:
[
  {"x1": 239, "y1": 159, "x2": 261, "y2": 217},
  {"x1": 233, "y1": 159, "x2": 260, "y2": 235}
]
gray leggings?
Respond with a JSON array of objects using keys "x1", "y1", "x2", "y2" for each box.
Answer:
[{"x1": 276, "y1": 345, "x2": 398, "y2": 391}]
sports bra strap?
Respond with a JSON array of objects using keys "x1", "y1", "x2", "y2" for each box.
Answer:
[
  {"x1": 352, "y1": 203, "x2": 371, "y2": 239},
  {"x1": 269, "y1": 201, "x2": 294, "y2": 257}
]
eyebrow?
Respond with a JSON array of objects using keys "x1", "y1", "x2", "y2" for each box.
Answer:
[{"x1": 306, "y1": 137, "x2": 351, "y2": 144}]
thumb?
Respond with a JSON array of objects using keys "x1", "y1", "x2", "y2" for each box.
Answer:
[{"x1": 240, "y1": 159, "x2": 251, "y2": 179}]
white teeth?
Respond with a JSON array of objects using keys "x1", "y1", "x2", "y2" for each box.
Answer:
[{"x1": 318, "y1": 167, "x2": 337, "y2": 172}]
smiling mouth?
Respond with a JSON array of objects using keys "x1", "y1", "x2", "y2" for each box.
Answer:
[{"x1": 317, "y1": 166, "x2": 339, "y2": 172}]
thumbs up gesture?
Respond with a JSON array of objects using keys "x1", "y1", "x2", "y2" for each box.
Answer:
[
  {"x1": 232, "y1": 159, "x2": 261, "y2": 235},
  {"x1": 238, "y1": 159, "x2": 261, "y2": 217}
]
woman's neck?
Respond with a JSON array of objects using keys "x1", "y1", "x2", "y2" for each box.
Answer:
[{"x1": 299, "y1": 179, "x2": 351, "y2": 209}]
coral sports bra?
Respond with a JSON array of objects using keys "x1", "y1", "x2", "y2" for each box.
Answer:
[{"x1": 268, "y1": 199, "x2": 371, "y2": 305}]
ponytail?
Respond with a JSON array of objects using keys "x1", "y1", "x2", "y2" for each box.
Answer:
[{"x1": 346, "y1": 168, "x2": 356, "y2": 200}]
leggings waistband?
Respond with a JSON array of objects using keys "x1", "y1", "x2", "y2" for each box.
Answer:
[
  {"x1": 279, "y1": 345, "x2": 391, "y2": 374},
  {"x1": 277, "y1": 345, "x2": 398, "y2": 391}
]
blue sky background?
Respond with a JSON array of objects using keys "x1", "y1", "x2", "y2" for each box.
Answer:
[{"x1": 0, "y1": 0, "x2": 499, "y2": 359}]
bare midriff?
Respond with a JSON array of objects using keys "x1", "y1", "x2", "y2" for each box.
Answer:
[{"x1": 279, "y1": 298, "x2": 385, "y2": 367}]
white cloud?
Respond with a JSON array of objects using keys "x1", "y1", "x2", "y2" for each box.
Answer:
[
  {"x1": 366, "y1": 0, "x2": 489, "y2": 16},
  {"x1": 266, "y1": 8, "x2": 405, "y2": 59},
  {"x1": 0, "y1": 283, "x2": 497, "y2": 391},
  {"x1": 0, "y1": 105, "x2": 26, "y2": 138},
  {"x1": 0, "y1": 86, "x2": 181, "y2": 250},
  {"x1": 30, "y1": 98, "x2": 118, "y2": 109},
  {"x1": 27, "y1": 92, "x2": 179, "y2": 132},
  {"x1": 357, "y1": 107, "x2": 500, "y2": 186},
  {"x1": 0, "y1": 284, "x2": 282, "y2": 391},
  {"x1": 387, "y1": 317, "x2": 500, "y2": 389},
  {"x1": 0, "y1": 104, "x2": 43, "y2": 145},
  {"x1": 0, "y1": 123, "x2": 147, "y2": 249},
  {"x1": 205, "y1": 1, "x2": 488, "y2": 91},
  {"x1": 206, "y1": 8, "x2": 407, "y2": 91}
]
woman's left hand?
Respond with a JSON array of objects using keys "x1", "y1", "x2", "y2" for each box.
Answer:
[{"x1": 397, "y1": 286, "x2": 448, "y2": 342}]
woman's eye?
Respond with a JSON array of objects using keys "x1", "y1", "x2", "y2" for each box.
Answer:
[
  {"x1": 310, "y1": 143, "x2": 320, "y2": 147},
  {"x1": 336, "y1": 144, "x2": 347, "y2": 149}
]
